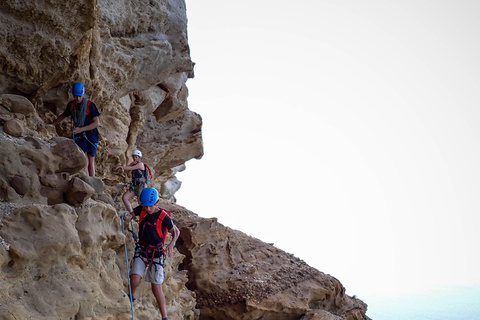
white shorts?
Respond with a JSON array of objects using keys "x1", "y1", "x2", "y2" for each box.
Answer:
[{"x1": 130, "y1": 255, "x2": 165, "y2": 284}]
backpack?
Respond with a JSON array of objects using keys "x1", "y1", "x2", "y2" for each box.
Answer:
[
  {"x1": 143, "y1": 163, "x2": 153, "y2": 184},
  {"x1": 136, "y1": 207, "x2": 172, "y2": 265},
  {"x1": 132, "y1": 163, "x2": 152, "y2": 186},
  {"x1": 138, "y1": 208, "x2": 172, "y2": 243},
  {"x1": 69, "y1": 100, "x2": 91, "y2": 115}
]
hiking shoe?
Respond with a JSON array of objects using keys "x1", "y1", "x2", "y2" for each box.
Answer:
[{"x1": 127, "y1": 293, "x2": 136, "y2": 302}]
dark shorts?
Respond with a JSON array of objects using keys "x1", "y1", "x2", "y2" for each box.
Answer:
[
  {"x1": 76, "y1": 137, "x2": 98, "y2": 157},
  {"x1": 129, "y1": 183, "x2": 145, "y2": 197}
]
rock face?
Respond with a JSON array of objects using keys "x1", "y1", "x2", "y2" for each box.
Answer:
[
  {"x1": 0, "y1": 0, "x2": 202, "y2": 200},
  {"x1": 168, "y1": 203, "x2": 370, "y2": 320},
  {"x1": 0, "y1": 1, "x2": 371, "y2": 320}
]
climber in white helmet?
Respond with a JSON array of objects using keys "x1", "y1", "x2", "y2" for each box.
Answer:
[{"x1": 113, "y1": 149, "x2": 146, "y2": 214}]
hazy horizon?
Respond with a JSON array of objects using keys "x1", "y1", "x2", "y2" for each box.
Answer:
[{"x1": 178, "y1": 1, "x2": 480, "y2": 318}]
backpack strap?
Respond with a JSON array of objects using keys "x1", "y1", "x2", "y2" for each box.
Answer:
[
  {"x1": 70, "y1": 100, "x2": 91, "y2": 115},
  {"x1": 138, "y1": 207, "x2": 169, "y2": 242},
  {"x1": 138, "y1": 207, "x2": 148, "y2": 224},
  {"x1": 136, "y1": 208, "x2": 169, "y2": 266},
  {"x1": 155, "y1": 210, "x2": 169, "y2": 243}
]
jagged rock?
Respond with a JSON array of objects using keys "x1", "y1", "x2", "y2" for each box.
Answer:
[
  {"x1": 0, "y1": 202, "x2": 134, "y2": 319},
  {"x1": 79, "y1": 175, "x2": 104, "y2": 196},
  {"x1": 0, "y1": 130, "x2": 89, "y2": 205},
  {"x1": 161, "y1": 201, "x2": 371, "y2": 320},
  {"x1": 0, "y1": 113, "x2": 15, "y2": 125},
  {"x1": 161, "y1": 176, "x2": 182, "y2": 200},
  {"x1": 65, "y1": 177, "x2": 95, "y2": 206},
  {"x1": 3, "y1": 118, "x2": 25, "y2": 137},
  {"x1": 40, "y1": 185, "x2": 65, "y2": 205},
  {"x1": 39, "y1": 174, "x2": 69, "y2": 191},
  {"x1": 0, "y1": 0, "x2": 202, "y2": 197},
  {"x1": 0, "y1": 180, "x2": 20, "y2": 202},
  {"x1": 301, "y1": 310, "x2": 345, "y2": 320},
  {"x1": 0, "y1": 0, "x2": 371, "y2": 319},
  {"x1": 51, "y1": 138, "x2": 87, "y2": 174},
  {"x1": 25, "y1": 136, "x2": 47, "y2": 149},
  {"x1": 0, "y1": 94, "x2": 35, "y2": 115},
  {"x1": 96, "y1": 192, "x2": 115, "y2": 207}
]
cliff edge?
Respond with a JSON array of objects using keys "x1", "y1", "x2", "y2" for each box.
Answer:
[{"x1": 0, "y1": 1, "x2": 371, "y2": 319}]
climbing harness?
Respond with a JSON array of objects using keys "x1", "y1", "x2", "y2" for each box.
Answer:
[
  {"x1": 120, "y1": 207, "x2": 173, "y2": 319},
  {"x1": 125, "y1": 208, "x2": 169, "y2": 269},
  {"x1": 121, "y1": 211, "x2": 136, "y2": 320},
  {"x1": 138, "y1": 208, "x2": 171, "y2": 243}
]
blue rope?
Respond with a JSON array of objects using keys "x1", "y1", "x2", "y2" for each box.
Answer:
[
  {"x1": 113, "y1": 181, "x2": 132, "y2": 202},
  {"x1": 113, "y1": 182, "x2": 131, "y2": 202},
  {"x1": 113, "y1": 184, "x2": 124, "y2": 202},
  {"x1": 121, "y1": 212, "x2": 135, "y2": 320},
  {"x1": 71, "y1": 100, "x2": 98, "y2": 150},
  {"x1": 82, "y1": 134, "x2": 98, "y2": 149}
]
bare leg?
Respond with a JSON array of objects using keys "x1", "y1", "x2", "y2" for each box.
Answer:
[
  {"x1": 122, "y1": 190, "x2": 135, "y2": 213},
  {"x1": 151, "y1": 283, "x2": 167, "y2": 318},
  {"x1": 83, "y1": 152, "x2": 89, "y2": 175},
  {"x1": 130, "y1": 274, "x2": 142, "y2": 296},
  {"x1": 87, "y1": 154, "x2": 95, "y2": 176}
]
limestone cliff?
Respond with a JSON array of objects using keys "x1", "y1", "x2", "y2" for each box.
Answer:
[{"x1": 0, "y1": 1, "x2": 371, "y2": 319}]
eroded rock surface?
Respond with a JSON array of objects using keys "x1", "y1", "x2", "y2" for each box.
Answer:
[
  {"x1": 0, "y1": 0, "x2": 371, "y2": 319},
  {"x1": 0, "y1": 0, "x2": 202, "y2": 201},
  {"x1": 164, "y1": 202, "x2": 369, "y2": 320}
]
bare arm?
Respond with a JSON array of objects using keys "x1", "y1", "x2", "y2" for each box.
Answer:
[
  {"x1": 52, "y1": 114, "x2": 66, "y2": 125},
  {"x1": 166, "y1": 225, "x2": 180, "y2": 258},
  {"x1": 114, "y1": 161, "x2": 144, "y2": 172}
]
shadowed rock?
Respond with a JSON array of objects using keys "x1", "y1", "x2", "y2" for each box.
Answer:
[
  {"x1": 0, "y1": 0, "x2": 371, "y2": 319},
  {"x1": 65, "y1": 177, "x2": 95, "y2": 207}
]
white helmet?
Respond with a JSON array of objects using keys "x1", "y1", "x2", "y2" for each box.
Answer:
[{"x1": 132, "y1": 149, "x2": 142, "y2": 157}]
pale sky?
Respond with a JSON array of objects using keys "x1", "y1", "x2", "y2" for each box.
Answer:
[{"x1": 178, "y1": 0, "x2": 480, "y2": 309}]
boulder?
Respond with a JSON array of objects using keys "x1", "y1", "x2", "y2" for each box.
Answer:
[
  {"x1": 3, "y1": 119, "x2": 25, "y2": 137},
  {"x1": 65, "y1": 177, "x2": 95, "y2": 207}
]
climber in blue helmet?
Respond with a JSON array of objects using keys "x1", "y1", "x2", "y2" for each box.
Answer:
[
  {"x1": 52, "y1": 82, "x2": 101, "y2": 176},
  {"x1": 123, "y1": 187, "x2": 180, "y2": 320}
]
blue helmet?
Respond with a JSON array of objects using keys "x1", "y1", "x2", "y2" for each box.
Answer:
[
  {"x1": 72, "y1": 82, "x2": 85, "y2": 96},
  {"x1": 140, "y1": 187, "x2": 159, "y2": 206}
]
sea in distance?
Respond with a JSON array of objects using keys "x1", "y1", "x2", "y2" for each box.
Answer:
[{"x1": 363, "y1": 285, "x2": 480, "y2": 320}]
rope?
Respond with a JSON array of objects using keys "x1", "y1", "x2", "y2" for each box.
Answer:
[
  {"x1": 82, "y1": 134, "x2": 98, "y2": 149},
  {"x1": 113, "y1": 182, "x2": 131, "y2": 202},
  {"x1": 71, "y1": 99, "x2": 98, "y2": 150},
  {"x1": 121, "y1": 212, "x2": 135, "y2": 320}
]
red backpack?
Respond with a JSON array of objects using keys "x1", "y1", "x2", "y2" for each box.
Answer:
[
  {"x1": 69, "y1": 100, "x2": 91, "y2": 115},
  {"x1": 138, "y1": 207, "x2": 172, "y2": 243},
  {"x1": 143, "y1": 163, "x2": 153, "y2": 184}
]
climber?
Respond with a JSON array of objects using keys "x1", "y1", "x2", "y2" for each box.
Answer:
[
  {"x1": 123, "y1": 187, "x2": 180, "y2": 320},
  {"x1": 52, "y1": 82, "x2": 100, "y2": 177},
  {"x1": 113, "y1": 149, "x2": 147, "y2": 214}
]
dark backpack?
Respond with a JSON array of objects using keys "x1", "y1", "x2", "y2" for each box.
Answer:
[
  {"x1": 138, "y1": 208, "x2": 172, "y2": 243},
  {"x1": 132, "y1": 163, "x2": 152, "y2": 185}
]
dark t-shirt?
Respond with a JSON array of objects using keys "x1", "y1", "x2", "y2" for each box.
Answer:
[
  {"x1": 63, "y1": 100, "x2": 100, "y2": 142},
  {"x1": 132, "y1": 164, "x2": 145, "y2": 184},
  {"x1": 133, "y1": 205, "x2": 174, "y2": 247}
]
